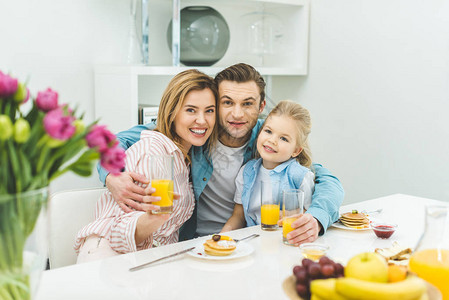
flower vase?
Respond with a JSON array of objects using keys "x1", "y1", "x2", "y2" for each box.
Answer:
[{"x1": 0, "y1": 187, "x2": 49, "y2": 300}]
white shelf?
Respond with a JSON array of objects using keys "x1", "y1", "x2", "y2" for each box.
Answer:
[
  {"x1": 95, "y1": 65, "x2": 306, "y2": 76},
  {"x1": 95, "y1": 0, "x2": 310, "y2": 133}
]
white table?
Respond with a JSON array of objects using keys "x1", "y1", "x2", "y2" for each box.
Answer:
[{"x1": 35, "y1": 194, "x2": 447, "y2": 300}]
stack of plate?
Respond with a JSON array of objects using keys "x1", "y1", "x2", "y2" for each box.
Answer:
[{"x1": 340, "y1": 211, "x2": 369, "y2": 229}]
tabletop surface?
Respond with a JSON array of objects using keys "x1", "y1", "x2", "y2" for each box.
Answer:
[{"x1": 35, "y1": 194, "x2": 447, "y2": 300}]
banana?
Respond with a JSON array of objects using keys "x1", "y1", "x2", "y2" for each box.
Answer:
[
  {"x1": 418, "y1": 290, "x2": 429, "y2": 300},
  {"x1": 310, "y1": 278, "x2": 346, "y2": 300},
  {"x1": 335, "y1": 275, "x2": 427, "y2": 300}
]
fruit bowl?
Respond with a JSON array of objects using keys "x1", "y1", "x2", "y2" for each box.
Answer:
[
  {"x1": 371, "y1": 222, "x2": 398, "y2": 239},
  {"x1": 282, "y1": 275, "x2": 442, "y2": 300},
  {"x1": 299, "y1": 243, "x2": 329, "y2": 261}
]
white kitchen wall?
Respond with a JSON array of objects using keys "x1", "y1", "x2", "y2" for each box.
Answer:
[
  {"x1": 0, "y1": 0, "x2": 130, "y2": 192},
  {"x1": 1, "y1": 0, "x2": 448, "y2": 203},
  {"x1": 273, "y1": 0, "x2": 449, "y2": 204}
]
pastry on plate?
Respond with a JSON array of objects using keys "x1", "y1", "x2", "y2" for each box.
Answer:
[
  {"x1": 375, "y1": 241, "x2": 412, "y2": 265},
  {"x1": 203, "y1": 235, "x2": 237, "y2": 256}
]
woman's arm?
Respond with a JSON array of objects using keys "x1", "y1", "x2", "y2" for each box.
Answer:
[
  {"x1": 135, "y1": 212, "x2": 171, "y2": 245},
  {"x1": 220, "y1": 204, "x2": 246, "y2": 233}
]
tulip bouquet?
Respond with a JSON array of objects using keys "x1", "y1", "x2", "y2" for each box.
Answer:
[{"x1": 0, "y1": 70, "x2": 126, "y2": 299}]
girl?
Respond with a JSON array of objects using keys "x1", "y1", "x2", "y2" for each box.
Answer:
[
  {"x1": 75, "y1": 70, "x2": 218, "y2": 262},
  {"x1": 221, "y1": 100, "x2": 315, "y2": 232}
]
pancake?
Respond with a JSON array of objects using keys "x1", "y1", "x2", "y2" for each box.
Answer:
[
  {"x1": 341, "y1": 212, "x2": 367, "y2": 220},
  {"x1": 340, "y1": 220, "x2": 369, "y2": 226},
  {"x1": 340, "y1": 210, "x2": 369, "y2": 228},
  {"x1": 203, "y1": 235, "x2": 237, "y2": 256},
  {"x1": 340, "y1": 217, "x2": 369, "y2": 223}
]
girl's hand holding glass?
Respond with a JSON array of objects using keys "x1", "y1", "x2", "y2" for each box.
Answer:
[{"x1": 278, "y1": 213, "x2": 321, "y2": 246}]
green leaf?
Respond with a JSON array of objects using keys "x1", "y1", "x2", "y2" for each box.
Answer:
[
  {"x1": 69, "y1": 164, "x2": 93, "y2": 177},
  {"x1": 6, "y1": 140, "x2": 22, "y2": 192},
  {"x1": 17, "y1": 148, "x2": 32, "y2": 190},
  {"x1": 24, "y1": 101, "x2": 39, "y2": 126}
]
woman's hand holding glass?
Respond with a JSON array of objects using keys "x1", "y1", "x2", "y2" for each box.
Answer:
[
  {"x1": 142, "y1": 185, "x2": 180, "y2": 213},
  {"x1": 134, "y1": 189, "x2": 180, "y2": 245}
]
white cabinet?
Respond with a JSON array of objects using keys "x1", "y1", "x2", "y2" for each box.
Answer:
[{"x1": 94, "y1": 0, "x2": 310, "y2": 133}]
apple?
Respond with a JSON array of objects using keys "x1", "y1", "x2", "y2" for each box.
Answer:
[{"x1": 344, "y1": 252, "x2": 388, "y2": 283}]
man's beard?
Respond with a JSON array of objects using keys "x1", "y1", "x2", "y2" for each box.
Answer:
[{"x1": 218, "y1": 122, "x2": 251, "y2": 147}]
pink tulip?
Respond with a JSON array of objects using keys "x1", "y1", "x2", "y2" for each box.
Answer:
[
  {"x1": 86, "y1": 125, "x2": 118, "y2": 152},
  {"x1": 24, "y1": 88, "x2": 30, "y2": 104},
  {"x1": 43, "y1": 107, "x2": 76, "y2": 141},
  {"x1": 36, "y1": 88, "x2": 58, "y2": 112},
  {"x1": 100, "y1": 146, "x2": 126, "y2": 175},
  {"x1": 0, "y1": 71, "x2": 18, "y2": 98}
]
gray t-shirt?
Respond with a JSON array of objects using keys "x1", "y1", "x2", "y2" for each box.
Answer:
[
  {"x1": 234, "y1": 165, "x2": 271, "y2": 225},
  {"x1": 196, "y1": 141, "x2": 247, "y2": 236}
]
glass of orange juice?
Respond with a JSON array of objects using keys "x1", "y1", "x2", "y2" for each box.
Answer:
[
  {"x1": 260, "y1": 180, "x2": 281, "y2": 231},
  {"x1": 409, "y1": 205, "x2": 449, "y2": 299},
  {"x1": 282, "y1": 189, "x2": 304, "y2": 245},
  {"x1": 149, "y1": 155, "x2": 174, "y2": 214}
]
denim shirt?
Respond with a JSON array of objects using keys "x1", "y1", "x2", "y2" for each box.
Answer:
[
  {"x1": 240, "y1": 158, "x2": 309, "y2": 227},
  {"x1": 189, "y1": 119, "x2": 264, "y2": 201},
  {"x1": 98, "y1": 118, "x2": 343, "y2": 239},
  {"x1": 97, "y1": 120, "x2": 264, "y2": 192}
]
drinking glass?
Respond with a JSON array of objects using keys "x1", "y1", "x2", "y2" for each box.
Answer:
[
  {"x1": 282, "y1": 189, "x2": 304, "y2": 245},
  {"x1": 260, "y1": 180, "x2": 281, "y2": 231},
  {"x1": 409, "y1": 205, "x2": 449, "y2": 298},
  {"x1": 149, "y1": 155, "x2": 174, "y2": 214}
]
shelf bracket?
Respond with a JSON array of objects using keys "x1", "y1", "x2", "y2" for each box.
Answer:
[
  {"x1": 141, "y1": 0, "x2": 149, "y2": 64},
  {"x1": 172, "y1": 0, "x2": 181, "y2": 67}
]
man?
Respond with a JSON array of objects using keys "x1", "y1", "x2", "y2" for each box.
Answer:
[{"x1": 98, "y1": 63, "x2": 344, "y2": 246}]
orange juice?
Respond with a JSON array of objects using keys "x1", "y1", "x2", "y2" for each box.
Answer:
[
  {"x1": 301, "y1": 249, "x2": 326, "y2": 261},
  {"x1": 151, "y1": 179, "x2": 174, "y2": 214},
  {"x1": 261, "y1": 204, "x2": 280, "y2": 225},
  {"x1": 409, "y1": 249, "x2": 449, "y2": 299},
  {"x1": 283, "y1": 217, "x2": 296, "y2": 244}
]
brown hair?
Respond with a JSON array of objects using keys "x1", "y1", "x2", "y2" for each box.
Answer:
[
  {"x1": 265, "y1": 100, "x2": 313, "y2": 168},
  {"x1": 155, "y1": 69, "x2": 218, "y2": 161},
  {"x1": 214, "y1": 63, "x2": 266, "y2": 106}
]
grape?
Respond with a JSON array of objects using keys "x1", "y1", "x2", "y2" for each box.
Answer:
[
  {"x1": 308, "y1": 263, "x2": 321, "y2": 279},
  {"x1": 296, "y1": 269, "x2": 308, "y2": 284},
  {"x1": 293, "y1": 257, "x2": 343, "y2": 300},
  {"x1": 334, "y1": 263, "x2": 344, "y2": 276},
  {"x1": 321, "y1": 264, "x2": 335, "y2": 277},
  {"x1": 318, "y1": 256, "x2": 332, "y2": 266},
  {"x1": 301, "y1": 258, "x2": 313, "y2": 268},
  {"x1": 293, "y1": 265, "x2": 304, "y2": 276},
  {"x1": 295, "y1": 283, "x2": 309, "y2": 298}
]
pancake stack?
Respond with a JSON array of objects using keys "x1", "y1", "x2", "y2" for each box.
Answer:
[
  {"x1": 340, "y1": 210, "x2": 369, "y2": 229},
  {"x1": 203, "y1": 235, "x2": 237, "y2": 256}
]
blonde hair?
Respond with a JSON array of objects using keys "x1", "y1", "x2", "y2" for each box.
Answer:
[
  {"x1": 155, "y1": 69, "x2": 218, "y2": 162},
  {"x1": 265, "y1": 100, "x2": 312, "y2": 168}
]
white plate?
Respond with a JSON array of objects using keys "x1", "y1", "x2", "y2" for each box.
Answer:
[
  {"x1": 331, "y1": 221, "x2": 372, "y2": 231},
  {"x1": 187, "y1": 241, "x2": 254, "y2": 261}
]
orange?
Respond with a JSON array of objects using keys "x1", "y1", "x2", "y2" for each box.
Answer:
[{"x1": 387, "y1": 264, "x2": 407, "y2": 282}]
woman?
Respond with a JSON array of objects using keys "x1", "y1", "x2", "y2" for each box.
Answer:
[{"x1": 75, "y1": 70, "x2": 218, "y2": 262}]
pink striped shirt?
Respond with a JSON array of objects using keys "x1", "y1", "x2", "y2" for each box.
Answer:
[{"x1": 74, "y1": 131, "x2": 195, "y2": 254}]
